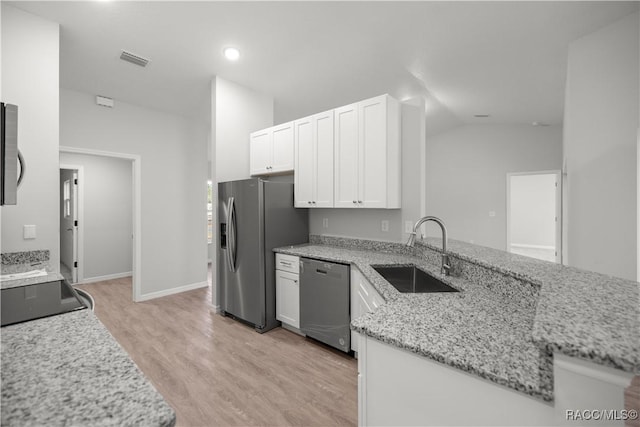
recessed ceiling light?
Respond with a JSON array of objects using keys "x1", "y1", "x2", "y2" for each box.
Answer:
[{"x1": 223, "y1": 47, "x2": 240, "y2": 61}]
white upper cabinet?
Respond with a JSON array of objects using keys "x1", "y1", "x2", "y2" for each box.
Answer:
[
  {"x1": 271, "y1": 123, "x2": 294, "y2": 171},
  {"x1": 294, "y1": 110, "x2": 334, "y2": 208},
  {"x1": 334, "y1": 94, "x2": 401, "y2": 209},
  {"x1": 334, "y1": 103, "x2": 359, "y2": 208},
  {"x1": 251, "y1": 94, "x2": 400, "y2": 208},
  {"x1": 250, "y1": 121, "x2": 294, "y2": 176},
  {"x1": 249, "y1": 129, "x2": 271, "y2": 176}
]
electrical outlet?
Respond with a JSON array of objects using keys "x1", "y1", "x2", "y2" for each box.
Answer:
[
  {"x1": 405, "y1": 221, "x2": 413, "y2": 233},
  {"x1": 381, "y1": 220, "x2": 389, "y2": 232},
  {"x1": 322, "y1": 218, "x2": 329, "y2": 228},
  {"x1": 489, "y1": 211, "x2": 496, "y2": 217},
  {"x1": 23, "y1": 225, "x2": 36, "y2": 240}
]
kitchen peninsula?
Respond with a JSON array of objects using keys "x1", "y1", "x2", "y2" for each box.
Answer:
[{"x1": 276, "y1": 235, "x2": 639, "y2": 426}]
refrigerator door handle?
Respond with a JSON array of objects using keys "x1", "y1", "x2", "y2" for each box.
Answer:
[{"x1": 227, "y1": 196, "x2": 237, "y2": 272}]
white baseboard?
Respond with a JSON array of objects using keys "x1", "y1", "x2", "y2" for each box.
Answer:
[
  {"x1": 137, "y1": 281, "x2": 209, "y2": 302},
  {"x1": 281, "y1": 322, "x2": 305, "y2": 336},
  {"x1": 78, "y1": 271, "x2": 132, "y2": 284},
  {"x1": 208, "y1": 302, "x2": 222, "y2": 314},
  {"x1": 510, "y1": 243, "x2": 555, "y2": 250}
]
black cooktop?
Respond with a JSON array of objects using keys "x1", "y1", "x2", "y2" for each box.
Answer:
[{"x1": 1, "y1": 280, "x2": 88, "y2": 327}]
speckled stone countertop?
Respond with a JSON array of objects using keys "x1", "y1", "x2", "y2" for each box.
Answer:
[
  {"x1": 417, "y1": 237, "x2": 640, "y2": 373},
  {"x1": 1, "y1": 261, "x2": 64, "y2": 289},
  {"x1": 1, "y1": 250, "x2": 64, "y2": 289},
  {"x1": 1, "y1": 310, "x2": 176, "y2": 426},
  {"x1": 275, "y1": 235, "x2": 640, "y2": 401}
]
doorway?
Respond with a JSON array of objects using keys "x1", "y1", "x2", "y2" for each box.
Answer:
[
  {"x1": 59, "y1": 166, "x2": 81, "y2": 283},
  {"x1": 506, "y1": 171, "x2": 561, "y2": 263},
  {"x1": 59, "y1": 146, "x2": 141, "y2": 301}
]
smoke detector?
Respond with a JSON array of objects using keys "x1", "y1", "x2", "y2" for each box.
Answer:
[{"x1": 120, "y1": 50, "x2": 150, "y2": 67}]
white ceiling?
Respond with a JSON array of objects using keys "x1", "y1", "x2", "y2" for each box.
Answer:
[{"x1": 10, "y1": 1, "x2": 639, "y2": 126}]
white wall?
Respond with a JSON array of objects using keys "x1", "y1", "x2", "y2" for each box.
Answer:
[
  {"x1": 214, "y1": 77, "x2": 274, "y2": 183},
  {"x1": 563, "y1": 12, "x2": 639, "y2": 281},
  {"x1": 308, "y1": 101, "x2": 425, "y2": 243},
  {"x1": 425, "y1": 124, "x2": 562, "y2": 251},
  {"x1": 0, "y1": 5, "x2": 59, "y2": 267},
  {"x1": 60, "y1": 88, "x2": 208, "y2": 298},
  {"x1": 210, "y1": 76, "x2": 274, "y2": 309},
  {"x1": 60, "y1": 153, "x2": 133, "y2": 280}
]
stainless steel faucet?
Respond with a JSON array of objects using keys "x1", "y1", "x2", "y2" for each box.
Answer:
[{"x1": 406, "y1": 216, "x2": 451, "y2": 275}]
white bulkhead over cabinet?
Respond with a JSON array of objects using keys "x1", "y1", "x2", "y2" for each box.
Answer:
[
  {"x1": 250, "y1": 121, "x2": 294, "y2": 176},
  {"x1": 334, "y1": 94, "x2": 401, "y2": 209},
  {"x1": 294, "y1": 110, "x2": 334, "y2": 208}
]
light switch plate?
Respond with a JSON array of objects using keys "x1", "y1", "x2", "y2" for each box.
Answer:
[
  {"x1": 322, "y1": 218, "x2": 329, "y2": 228},
  {"x1": 23, "y1": 225, "x2": 36, "y2": 239}
]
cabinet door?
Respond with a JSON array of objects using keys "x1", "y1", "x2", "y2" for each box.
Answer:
[
  {"x1": 250, "y1": 129, "x2": 271, "y2": 176},
  {"x1": 294, "y1": 117, "x2": 314, "y2": 207},
  {"x1": 351, "y1": 268, "x2": 364, "y2": 352},
  {"x1": 276, "y1": 270, "x2": 300, "y2": 328},
  {"x1": 271, "y1": 122, "x2": 294, "y2": 173},
  {"x1": 334, "y1": 103, "x2": 359, "y2": 208},
  {"x1": 358, "y1": 96, "x2": 388, "y2": 208},
  {"x1": 314, "y1": 111, "x2": 334, "y2": 207}
]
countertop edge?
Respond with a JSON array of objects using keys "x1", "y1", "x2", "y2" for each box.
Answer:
[
  {"x1": 274, "y1": 244, "x2": 553, "y2": 400},
  {"x1": 274, "y1": 241, "x2": 640, "y2": 374}
]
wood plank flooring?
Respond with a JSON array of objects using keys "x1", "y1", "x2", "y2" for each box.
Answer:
[{"x1": 76, "y1": 277, "x2": 357, "y2": 427}]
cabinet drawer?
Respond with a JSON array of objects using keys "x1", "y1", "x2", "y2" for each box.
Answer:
[{"x1": 276, "y1": 253, "x2": 299, "y2": 274}]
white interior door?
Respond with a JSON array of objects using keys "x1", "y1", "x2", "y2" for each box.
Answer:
[
  {"x1": 507, "y1": 171, "x2": 561, "y2": 263},
  {"x1": 71, "y1": 172, "x2": 79, "y2": 282},
  {"x1": 60, "y1": 168, "x2": 79, "y2": 282}
]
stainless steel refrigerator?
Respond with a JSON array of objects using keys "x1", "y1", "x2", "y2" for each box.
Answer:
[{"x1": 217, "y1": 178, "x2": 308, "y2": 333}]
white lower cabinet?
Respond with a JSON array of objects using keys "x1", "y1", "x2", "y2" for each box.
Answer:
[
  {"x1": 275, "y1": 254, "x2": 300, "y2": 329},
  {"x1": 357, "y1": 337, "x2": 633, "y2": 427},
  {"x1": 350, "y1": 267, "x2": 383, "y2": 353}
]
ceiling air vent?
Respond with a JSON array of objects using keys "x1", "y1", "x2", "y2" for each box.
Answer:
[{"x1": 120, "y1": 50, "x2": 150, "y2": 67}]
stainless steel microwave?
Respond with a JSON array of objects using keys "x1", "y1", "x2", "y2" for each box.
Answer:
[{"x1": 1, "y1": 102, "x2": 21, "y2": 205}]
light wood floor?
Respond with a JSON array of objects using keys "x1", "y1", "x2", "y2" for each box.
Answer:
[{"x1": 76, "y1": 277, "x2": 357, "y2": 427}]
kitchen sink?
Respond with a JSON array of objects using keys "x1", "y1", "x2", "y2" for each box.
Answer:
[{"x1": 373, "y1": 265, "x2": 459, "y2": 293}]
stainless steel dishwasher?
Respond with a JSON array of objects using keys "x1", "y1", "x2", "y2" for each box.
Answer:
[{"x1": 299, "y1": 257, "x2": 350, "y2": 353}]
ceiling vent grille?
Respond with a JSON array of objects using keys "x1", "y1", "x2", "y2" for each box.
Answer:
[{"x1": 120, "y1": 50, "x2": 150, "y2": 67}]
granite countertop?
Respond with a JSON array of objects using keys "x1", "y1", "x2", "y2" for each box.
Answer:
[
  {"x1": 418, "y1": 237, "x2": 640, "y2": 374},
  {"x1": 275, "y1": 235, "x2": 640, "y2": 401},
  {"x1": 1, "y1": 310, "x2": 176, "y2": 426},
  {"x1": 1, "y1": 250, "x2": 63, "y2": 290},
  {"x1": 1, "y1": 261, "x2": 64, "y2": 289}
]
